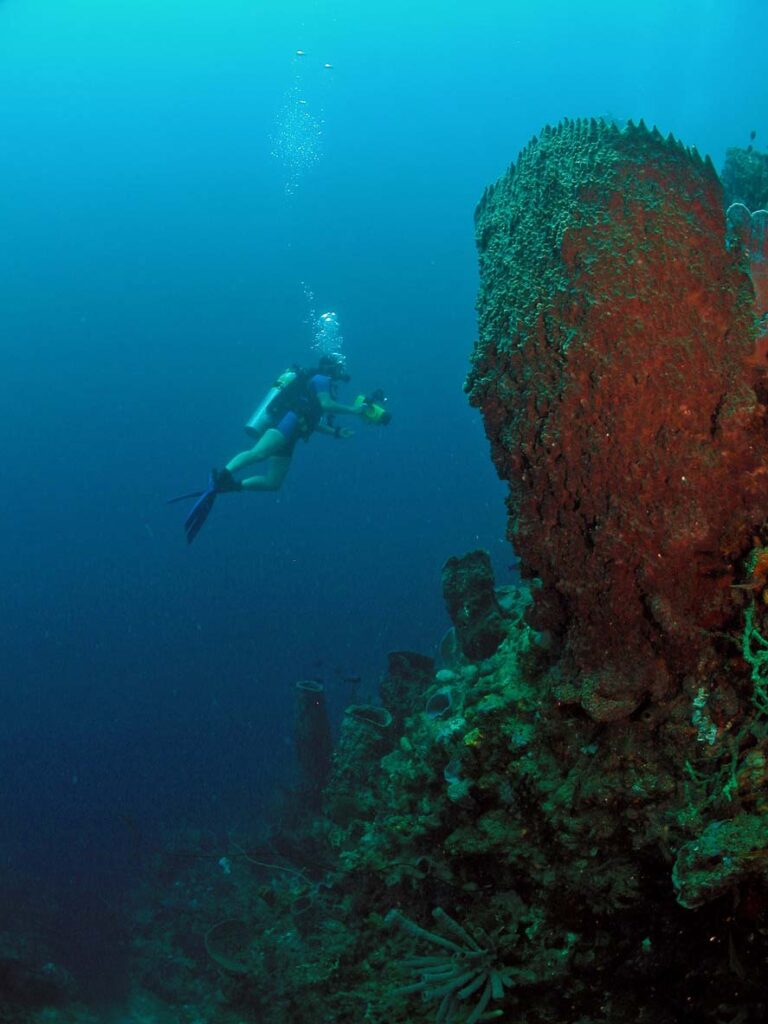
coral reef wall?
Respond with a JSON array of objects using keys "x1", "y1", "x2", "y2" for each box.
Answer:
[
  {"x1": 126, "y1": 124, "x2": 768, "y2": 1024},
  {"x1": 468, "y1": 119, "x2": 768, "y2": 712}
]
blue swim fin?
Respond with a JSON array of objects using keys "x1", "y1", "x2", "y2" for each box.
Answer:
[
  {"x1": 167, "y1": 469, "x2": 242, "y2": 544},
  {"x1": 183, "y1": 472, "x2": 218, "y2": 544},
  {"x1": 165, "y1": 488, "x2": 206, "y2": 505}
]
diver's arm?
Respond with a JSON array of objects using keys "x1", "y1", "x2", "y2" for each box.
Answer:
[
  {"x1": 316, "y1": 422, "x2": 354, "y2": 439},
  {"x1": 318, "y1": 392, "x2": 366, "y2": 416}
]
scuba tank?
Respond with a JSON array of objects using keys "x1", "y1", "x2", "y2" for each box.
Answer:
[{"x1": 244, "y1": 368, "x2": 299, "y2": 439}]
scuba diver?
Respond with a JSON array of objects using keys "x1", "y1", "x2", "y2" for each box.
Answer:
[{"x1": 168, "y1": 353, "x2": 390, "y2": 544}]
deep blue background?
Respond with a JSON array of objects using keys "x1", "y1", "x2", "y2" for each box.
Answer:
[{"x1": 0, "y1": 0, "x2": 766, "y2": 998}]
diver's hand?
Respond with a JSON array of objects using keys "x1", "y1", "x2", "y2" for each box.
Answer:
[{"x1": 338, "y1": 427, "x2": 355, "y2": 439}]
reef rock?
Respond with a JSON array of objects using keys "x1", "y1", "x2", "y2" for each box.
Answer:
[
  {"x1": 379, "y1": 650, "x2": 435, "y2": 733},
  {"x1": 468, "y1": 118, "x2": 768, "y2": 705},
  {"x1": 441, "y1": 549, "x2": 508, "y2": 661},
  {"x1": 672, "y1": 813, "x2": 768, "y2": 908},
  {"x1": 722, "y1": 145, "x2": 768, "y2": 211}
]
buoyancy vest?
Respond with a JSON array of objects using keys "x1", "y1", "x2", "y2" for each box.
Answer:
[{"x1": 244, "y1": 367, "x2": 325, "y2": 440}]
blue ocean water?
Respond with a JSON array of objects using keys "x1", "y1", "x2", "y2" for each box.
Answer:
[{"x1": 0, "y1": 0, "x2": 766, "y2": 1006}]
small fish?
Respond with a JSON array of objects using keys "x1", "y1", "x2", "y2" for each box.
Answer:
[{"x1": 750, "y1": 129, "x2": 757, "y2": 141}]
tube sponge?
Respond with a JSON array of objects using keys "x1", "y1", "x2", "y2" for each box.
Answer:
[{"x1": 293, "y1": 679, "x2": 333, "y2": 809}]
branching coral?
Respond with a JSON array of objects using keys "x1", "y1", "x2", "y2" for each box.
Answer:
[{"x1": 386, "y1": 907, "x2": 513, "y2": 1023}]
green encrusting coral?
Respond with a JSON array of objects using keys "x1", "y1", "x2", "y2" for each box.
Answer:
[{"x1": 126, "y1": 571, "x2": 768, "y2": 1021}]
